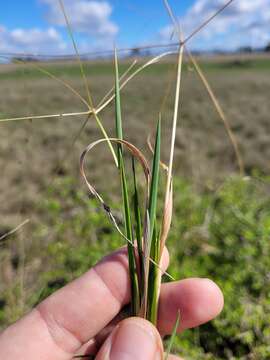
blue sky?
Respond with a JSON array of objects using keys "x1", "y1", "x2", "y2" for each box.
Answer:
[{"x1": 0, "y1": 0, "x2": 269, "y2": 55}]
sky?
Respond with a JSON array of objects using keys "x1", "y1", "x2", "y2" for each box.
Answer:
[{"x1": 0, "y1": 0, "x2": 270, "y2": 56}]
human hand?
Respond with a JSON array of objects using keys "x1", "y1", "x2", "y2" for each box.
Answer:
[{"x1": 0, "y1": 247, "x2": 223, "y2": 359}]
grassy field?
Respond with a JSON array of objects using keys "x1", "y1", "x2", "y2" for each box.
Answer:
[
  {"x1": 0, "y1": 55, "x2": 270, "y2": 358},
  {"x1": 1, "y1": 56, "x2": 270, "y2": 222}
]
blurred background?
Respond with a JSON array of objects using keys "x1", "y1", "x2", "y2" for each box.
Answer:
[{"x1": 0, "y1": 1, "x2": 270, "y2": 359}]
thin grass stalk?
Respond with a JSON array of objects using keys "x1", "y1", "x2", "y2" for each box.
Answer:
[
  {"x1": 164, "y1": 0, "x2": 181, "y2": 35},
  {"x1": 187, "y1": 50, "x2": 244, "y2": 175},
  {"x1": 11, "y1": 58, "x2": 90, "y2": 109},
  {"x1": 164, "y1": 311, "x2": 180, "y2": 360},
  {"x1": 164, "y1": 0, "x2": 243, "y2": 179},
  {"x1": 182, "y1": 0, "x2": 235, "y2": 46},
  {"x1": 58, "y1": 0, "x2": 118, "y2": 166},
  {"x1": 0, "y1": 51, "x2": 176, "y2": 124},
  {"x1": 148, "y1": 117, "x2": 161, "y2": 242},
  {"x1": 158, "y1": 1, "x2": 184, "y2": 262},
  {"x1": 114, "y1": 49, "x2": 123, "y2": 161},
  {"x1": 139, "y1": 210, "x2": 150, "y2": 318},
  {"x1": 0, "y1": 111, "x2": 90, "y2": 123},
  {"x1": 147, "y1": 226, "x2": 160, "y2": 324},
  {"x1": 119, "y1": 157, "x2": 140, "y2": 315},
  {"x1": 53, "y1": 60, "x2": 139, "y2": 171},
  {"x1": 58, "y1": 0, "x2": 92, "y2": 107},
  {"x1": 0, "y1": 0, "x2": 235, "y2": 125},
  {"x1": 161, "y1": 43, "x2": 184, "y2": 254},
  {"x1": 114, "y1": 49, "x2": 140, "y2": 315},
  {"x1": 98, "y1": 59, "x2": 138, "y2": 111},
  {"x1": 147, "y1": 118, "x2": 161, "y2": 324},
  {"x1": 132, "y1": 158, "x2": 144, "y2": 298},
  {"x1": 18, "y1": 232, "x2": 26, "y2": 314},
  {"x1": 0, "y1": 219, "x2": 30, "y2": 242}
]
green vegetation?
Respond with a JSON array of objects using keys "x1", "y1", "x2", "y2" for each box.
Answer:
[
  {"x1": 0, "y1": 62, "x2": 132, "y2": 80},
  {"x1": 1, "y1": 175, "x2": 269, "y2": 358},
  {"x1": 1, "y1": 55, "x2": 270, "y2": 81}
]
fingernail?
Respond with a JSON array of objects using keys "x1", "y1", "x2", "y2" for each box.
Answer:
[{"x1": 109, "y1": 318, "x2": 162, "y2": 360}]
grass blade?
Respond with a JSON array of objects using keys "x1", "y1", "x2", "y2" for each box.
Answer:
[
  {"x1": 148, "y1": 117, "x2": 161, "y2": 242},
  {"x1": 120, "y1": 157, "x2": 140, "y2": 315},
  {"x1": 147, "y1": 225, "x2": 160, "y2": 324},
  {"x1": 161, "y1": 42, "x2": 184, "y2": 257},
  {"x1": 132, "y1": 158, "x2": 144, "y2": 296},
  {"x1": 164, "y1": 311, "x2": 180, "y2": 360},
  {"x1": 187, "y1": 50, "x2": 244, "y2": 175},
  {"x1": 115, "y1": 49, "x2": 140, "y2": 314},
  {"x1": 147, "y1": 118, "x2": 161, "y2": 324},
  {"x1": 132, "y1": 159, "x2": 143, "y2": 253},
  {"x1": 139, "y1": 210, "x2": 150, "y2": 318}
]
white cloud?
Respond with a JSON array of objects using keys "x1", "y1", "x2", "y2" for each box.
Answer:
[
  {"x1": 160, "y1": 0, "x2": 270, "y2": 50},
  {"x1": 0, "y1": 26, "x2": 66, "y2": 54},
  {"x1": 41, "y1": 0, "x2": 118, "y2": 38},
  {"x1": 0, "y1": 0, "x2": 118, "y2": 56}
]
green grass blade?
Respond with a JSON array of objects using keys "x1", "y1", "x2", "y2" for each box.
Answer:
[
  {"x1": 132, "y1": 158, "x2": 144, "y2": 296},
  {"x1": 115, "y1": 49, "x2": 140, "y2": 315},
  {"x1": 147, "y1": 117, "x2": 161, "y2": 324},
  {"x1": 139, "y1": 210, "x2": 151, "y2": 318},
  {"x1": 164, "y1": 311, "x2": 180, "y2": 360},
  {"x1": 132, "y1": 159, "x2": 142, "y2": 251},
  {"x1": 148, "y1": 116, "x2": 161, "y2": 242},
  {"x1": 120, "y1": 158, "x2": 140, "y2": 315},
  {"x1": 147, "y1": 226, "x2": 160, "y2": 324}
]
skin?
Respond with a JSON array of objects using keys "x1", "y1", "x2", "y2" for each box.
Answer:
[{"x1": 0, "y1": 247, "x2": 224, "y2": 359}]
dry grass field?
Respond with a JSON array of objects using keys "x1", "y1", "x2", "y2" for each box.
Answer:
[{"x1": 1, "y1": 56, "x2": 270, "y2": 226}]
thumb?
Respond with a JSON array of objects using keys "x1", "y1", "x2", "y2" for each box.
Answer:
[{"x1": 95, "y1": 317, "x2": 163, "y2": 359}]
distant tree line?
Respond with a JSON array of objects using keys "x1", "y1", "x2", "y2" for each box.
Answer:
[{"x1": 6, "y1": 42, "x2": 270, "y2": 64}]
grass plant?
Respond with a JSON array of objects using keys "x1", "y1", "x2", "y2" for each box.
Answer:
[
  {"x1": 165, "y1": 311, "x2": 180, "y2": 360},
  {"x1": 79, "y1": 0, "x2": 239, "y2": 341}
]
